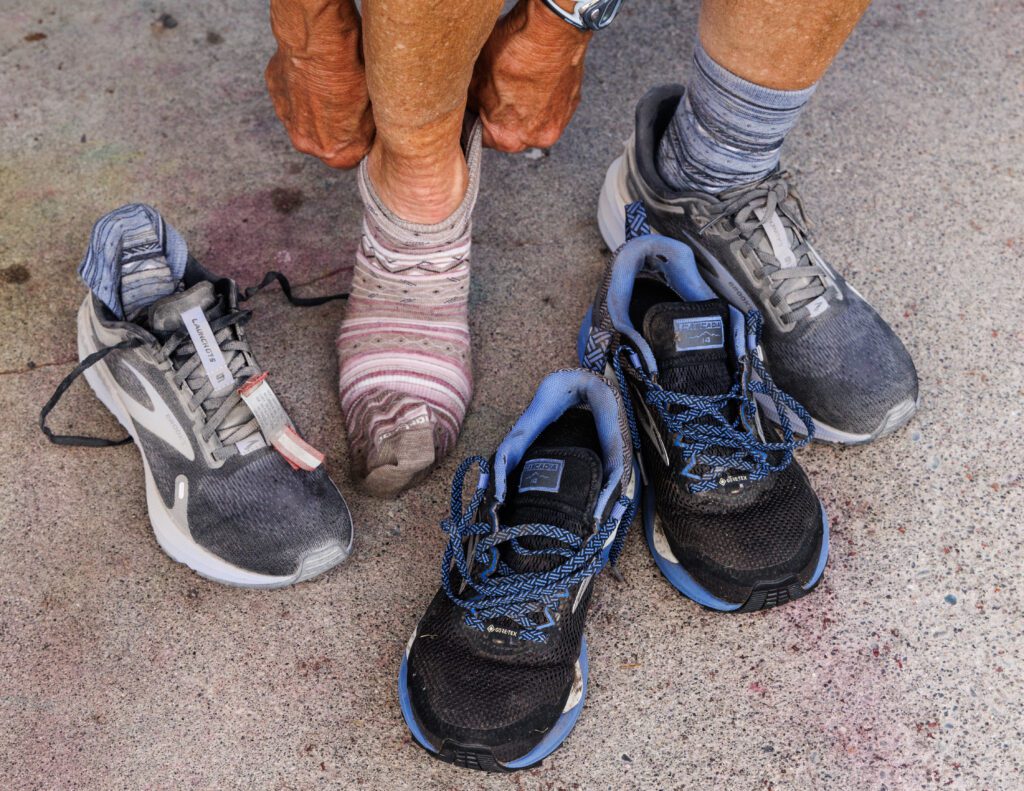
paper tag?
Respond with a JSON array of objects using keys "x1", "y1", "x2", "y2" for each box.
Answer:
[
  {"x1": 238, "y1": 373, "x2": 323, "y2": 471},
  {"x1": 180, "y1": 305, "x2": 233, "y2": 394}
]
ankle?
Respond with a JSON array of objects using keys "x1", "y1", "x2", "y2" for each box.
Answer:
[{"x1": 366, "y1": 138, "x2": 468, "y2": 225}]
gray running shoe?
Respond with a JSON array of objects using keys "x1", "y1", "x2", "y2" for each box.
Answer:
[
  {"x1": 598, "y1": 85, "x2": 919, "y2": 444},
  {"x1": 42, "y1": 211, "x2": 353, "y2": 588}
]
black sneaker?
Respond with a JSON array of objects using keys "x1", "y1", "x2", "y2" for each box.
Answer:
[
  {"x1": 399, "y1": 369, "x2": 639, "y2": 771},
  {"x1": 598, "y1": 84, "x2": 919, "y2": 444},
  {"x1": 580, "y1": 218, "x2": 828, "y2": 612},
  {"x1": 41, "y1": 205, "x2": 353, "y2": 587}
]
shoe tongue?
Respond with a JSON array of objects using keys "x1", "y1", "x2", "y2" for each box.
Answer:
[
  {"x1": 498, "y1": 446, "x2": 604, "y2": 574},
  {"x1": 642, "y1": 299, "x2": 734, "y2": 396},
  {"x1": 148, "y1": 281, "x2": 218, "y2": 333}
]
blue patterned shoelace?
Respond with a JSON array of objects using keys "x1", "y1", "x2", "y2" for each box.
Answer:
[
  {"x1": 439, "y1": 456, "x2": 635, "y2": 643},
  {"x1": 614, "y1": 309, "x2": 814, "y2": 494}
]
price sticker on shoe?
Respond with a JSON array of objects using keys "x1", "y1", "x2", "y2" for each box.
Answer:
[{"x1": 238, "y1": 373, "x2": 324, "y2": 471}]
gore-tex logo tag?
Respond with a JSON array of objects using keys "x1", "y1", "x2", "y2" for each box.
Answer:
[
  {"x1": 519, "y1": 458, "x2": 564, "y2": 494},
  {"x1": 673, "y1": 316, "x2": 725, "y2": 352}
]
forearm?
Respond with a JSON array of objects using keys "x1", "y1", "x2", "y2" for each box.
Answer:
[{"x1": 269, "y1": 0, "x2": 361, "y2": 58}]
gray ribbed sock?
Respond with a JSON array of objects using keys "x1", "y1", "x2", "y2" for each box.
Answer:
[{"x1": 658, "y1": 41, "x2": 817, "y2": 195}]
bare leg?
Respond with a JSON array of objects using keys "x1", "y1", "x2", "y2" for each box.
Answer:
[
  {"x1": 699, "y1": 0, "x2": 872, "y2": 90},
  {"x1": 362, "y1": 0, "x2": 503, "y2": 223}
]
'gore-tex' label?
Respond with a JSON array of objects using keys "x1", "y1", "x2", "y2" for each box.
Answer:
[
  {"x1": 180, "y1": 305, "x2": 233, "y2": 394},
  {"x1": 520, "y1": 458, "x2": 565, "y2": 493},
  {"x1": 673, "y1": 316, "x2": 725, "y2": 352}
]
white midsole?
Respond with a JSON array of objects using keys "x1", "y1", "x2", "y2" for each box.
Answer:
[{"x1": 76, "y1": 302, "x2": 347, "y2": 588}]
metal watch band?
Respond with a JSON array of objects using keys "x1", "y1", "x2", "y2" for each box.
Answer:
[{"x1": 540, "y1": 0, "x2": 623, "y2": 31}]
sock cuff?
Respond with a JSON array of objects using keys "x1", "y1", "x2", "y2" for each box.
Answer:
[
  {"x1": 358, "y1": 116, "x2": 483, "y2": 247},
  {"x1": 693, "y1": 38, "x2": 817, "y2": 111}
]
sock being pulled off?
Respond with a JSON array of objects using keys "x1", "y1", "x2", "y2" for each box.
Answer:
[
  {"x1": 337, "y1": 119, "x2": 481, "y2": 497},
  {"x1": 657, "y1": 40, "x2": 816, "y2": 195}
]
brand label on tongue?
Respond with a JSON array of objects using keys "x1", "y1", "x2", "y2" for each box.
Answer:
[
  {"x1": 673, "y1": 316, "x2": 725, "y2": 352},
  {"x1": 754, "y1": 207, "x2": 799, "y2": 268},
  {"x1": 519, "y1": 458, "x2": 565, "y2": 494},
  {"x1": 181, "y1": 305, "x2": 233, "y2": 394}
]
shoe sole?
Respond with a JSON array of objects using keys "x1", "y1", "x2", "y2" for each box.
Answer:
[
  {"x1": 643, "y1": 485, "x2": 829, "y2": 613},
  {"x1": 596, "y1": 154, "x2": 918, "y2": 445},
  {"x1": 77, "y1": 301, "x2": 352, "y2": 589},
  {"x1": 398, "y1": 629, "x2": 588, "y2": 772}
]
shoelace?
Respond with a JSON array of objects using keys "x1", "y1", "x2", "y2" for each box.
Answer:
[
  {"x1": 439, "y1": 456, "x2": 634, "y2": 643},
  {"x1": 612, "y1": 310, "x2": 813, "y2": 494},
  {"x1": 700, "y1": 172, "x2": 834, "y2": 324},
  {"x1": 40, "y1": 271, "x2": 346, "y2": 450}
]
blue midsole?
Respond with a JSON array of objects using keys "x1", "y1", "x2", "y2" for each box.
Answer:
[{"x1": 644, "y1": 484, "x2": 830, "y2": 611}]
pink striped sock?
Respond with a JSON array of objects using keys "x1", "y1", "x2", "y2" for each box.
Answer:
[{"x1": 337, "y1": 119, "x2": 481, "y2": 497}]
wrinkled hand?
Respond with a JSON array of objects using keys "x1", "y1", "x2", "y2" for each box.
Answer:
[
  {"x1": 266, "y1": 0, "x2": 373, "y2": 170},
  {"x1": 470, "y1": 0, "x2": 593, "y2": 153}
]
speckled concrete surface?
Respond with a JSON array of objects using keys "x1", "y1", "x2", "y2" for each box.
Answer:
[{"x1": 1, "y1": 1, "x2": 1022, "y2": 789}]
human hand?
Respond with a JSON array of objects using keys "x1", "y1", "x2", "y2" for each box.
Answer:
[
  {"x1": 469, "y1": 0, "x2": 593, "y2": 153},
  {"x1": 266, "y1": 0, "x2": 374, "y2": 169}
]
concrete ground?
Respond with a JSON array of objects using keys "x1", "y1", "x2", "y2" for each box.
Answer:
[{"x1": 1, "y1": 1, "x2": 1022, "y2": 789}]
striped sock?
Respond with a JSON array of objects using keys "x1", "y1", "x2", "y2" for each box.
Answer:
[
  {"x1": 658, "y1": 40, "x2": 817, "y2": 195},
  {"x1": 337, "y1": 119, "x2": 481, "y2": 497}
]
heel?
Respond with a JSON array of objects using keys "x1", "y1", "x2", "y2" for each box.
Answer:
[{"x1": 596, "y1": 155, "x2": 629, "y2": 251}]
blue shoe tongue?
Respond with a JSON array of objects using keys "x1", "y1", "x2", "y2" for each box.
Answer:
[{"x1": 641, "y1": 299, "x2": 734, "y2": 397}]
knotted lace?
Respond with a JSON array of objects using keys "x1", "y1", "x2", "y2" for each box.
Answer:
[
  {"x1": 439, "y1": 455, "x2": 634, "y2": 643},
  {"x1": 613, "y1": 309, "x2": 813, "y2": 494},
  {"x1": 700, "y1": 171, "x2": 836, "y2": 324}
]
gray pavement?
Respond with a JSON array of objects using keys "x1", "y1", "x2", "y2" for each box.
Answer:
[{"x1": 1, "y1": 1, "x2": 1022, "y2": 789}]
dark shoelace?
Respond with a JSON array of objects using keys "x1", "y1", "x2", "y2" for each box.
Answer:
[
  {"x1": 439, "y1": 455, "x2": 635, "y2": 643},
  {"x1": 612, "y1": 309, "x2": 813, "y2": 494},
  {"x1": 40, "y1": 271, "x2": 346, "y2": 448}
]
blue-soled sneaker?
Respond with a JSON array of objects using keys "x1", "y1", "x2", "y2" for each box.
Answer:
[
  {"x1": 399, "y1": 369, "x2": 640, "y2": 771},
  {"x1": 597, "y1": 85, "x2": 919, "y2": 444},
  {"x1": 579, "y1": 206, "x2": 827, "y2": 612}
]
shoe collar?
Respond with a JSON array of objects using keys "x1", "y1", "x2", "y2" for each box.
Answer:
[
  {"x1": 490, "y1": 369, "x2": 627, "y2": 522},
  {"x1": 605, "y1": 235, "x2": 752, "y2": 375}
]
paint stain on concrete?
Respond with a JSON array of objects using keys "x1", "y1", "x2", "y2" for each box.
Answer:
[
  {"x1": 198, "y1": 190, "x2": 349, "y2": 286},
  {"x1": 206, "y1": 31, "x2": 224, "y2": 45},
  {"x1": 271, "y1": 187, "x2": 304, "y2": 215},
  {"x1": 0, "y1": 265, "x2": 31, "y2": 284}
]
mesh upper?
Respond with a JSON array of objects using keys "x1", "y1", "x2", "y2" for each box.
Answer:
[
  {"x1": 624, "y1": 84, "x2": 918, "y2": 435},
  {"x1": 760, "y1": 285, "x2": 918, "y2": 434},
  {"x1": 407, "y1": 430, "x2": 604, "y2": 760}
]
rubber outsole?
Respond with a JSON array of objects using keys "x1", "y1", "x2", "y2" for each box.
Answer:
[
  {"x1": 398, "y1": 631, "x2": 589, "y2": 772},
  {"x1": 595, "y1": 154, "x2": 919, "y2": 445},
  {"x1": 77, "y1": 300, "x2": 352, "y2": 588}
]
